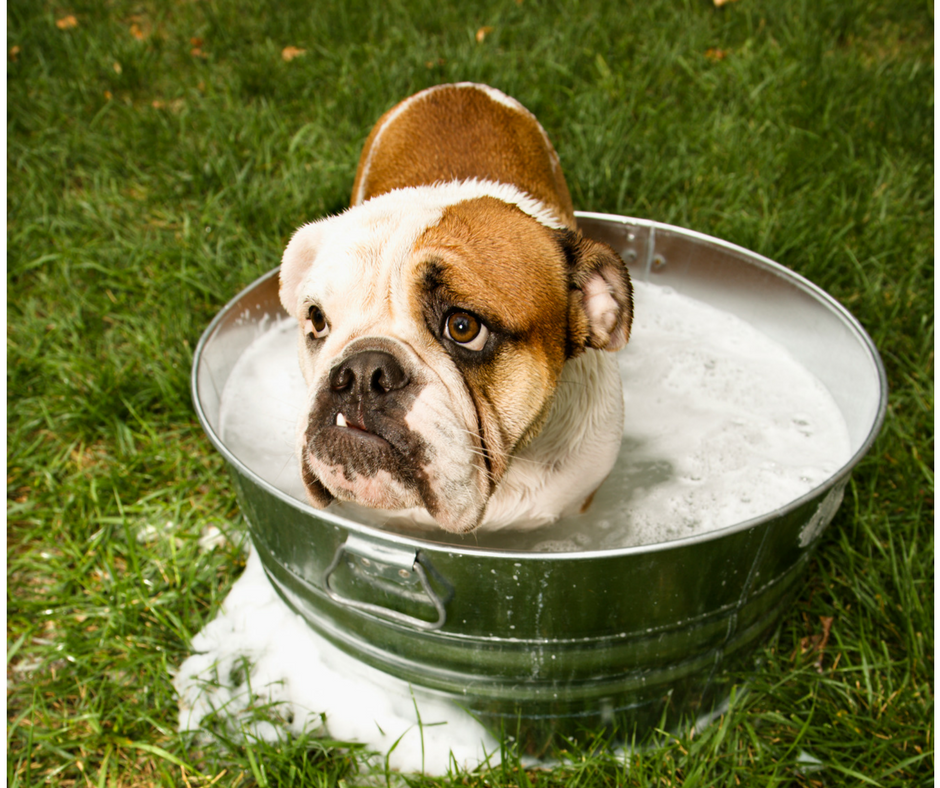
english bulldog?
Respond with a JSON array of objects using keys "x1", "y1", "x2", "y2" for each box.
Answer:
[{"x1": 279, "y1": 83, "x2": 633, "y2": 534}]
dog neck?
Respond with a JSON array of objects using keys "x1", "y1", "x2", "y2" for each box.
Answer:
[{"x1": 478, "y1": 348, "x2": 624, "y2": 530}]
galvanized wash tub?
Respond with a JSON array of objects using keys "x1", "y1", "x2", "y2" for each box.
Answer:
[{"x1": 192, "y1": 213, "x2": 887, "y2": 750}]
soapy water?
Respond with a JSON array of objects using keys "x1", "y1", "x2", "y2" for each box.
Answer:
[
  {"x1": 216, "y1": 280, "x2": 852, "y2": 551},
  {"x1": 175, "y1": 281, "x2": 853, "y2": 773}
]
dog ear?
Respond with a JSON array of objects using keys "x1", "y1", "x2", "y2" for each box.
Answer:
[
  {"x1": 279, "y1": 220, "x2": 328, "y2": 318},
  {"x1": 556, "y1": 229, "x2": 633, "y2": 354}
]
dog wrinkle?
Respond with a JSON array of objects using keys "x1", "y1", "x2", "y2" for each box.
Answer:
[
  {"x1": 406, "y1": 200, "x2": 575, "y2": 497},
  {"x1": 300, "y1": 451, "x2": 335, "y2": 507},
  {"x1": 403, "y1": 384, "x2": 490, "y2": 505},
  {"x1": 465, "y1": 384, "x2": 510, "y2": 484}
]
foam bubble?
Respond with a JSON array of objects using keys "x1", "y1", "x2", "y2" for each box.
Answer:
[{"x1": 218, "y1": 318, "x2": 307, "y2": 500}]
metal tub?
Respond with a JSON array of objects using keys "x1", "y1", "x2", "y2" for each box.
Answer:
[{"x1": 192, "y1": 213, "x2": 887, "y2": 750}]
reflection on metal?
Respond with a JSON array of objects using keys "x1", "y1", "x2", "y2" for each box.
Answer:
[{"x1": 323, "y1": 535, "x2": 447, "y2": 631}]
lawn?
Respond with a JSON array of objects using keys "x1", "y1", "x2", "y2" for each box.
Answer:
[{"x1": 7, "y1": 0, "x2": 933, "y2": 785}]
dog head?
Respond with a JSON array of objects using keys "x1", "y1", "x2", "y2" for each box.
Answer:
[{"x1": 279, "y1": 181, "x2": 632, "y2": 533}]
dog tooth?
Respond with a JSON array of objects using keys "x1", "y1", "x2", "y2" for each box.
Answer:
[{"x1": 336, "y1": 412, "x2": 347, "y2": 428}]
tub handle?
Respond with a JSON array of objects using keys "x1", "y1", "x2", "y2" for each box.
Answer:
[{"x1": 322, "y1": 534, "x2": 447, "y2": 631}]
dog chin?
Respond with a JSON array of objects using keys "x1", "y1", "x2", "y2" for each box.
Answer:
[
  {"x1": 302, "y1": 447, "x2": 486, "y2": 533},
  {"x1": 306, "y1": 455, "x2": 422, "y2": 511}
]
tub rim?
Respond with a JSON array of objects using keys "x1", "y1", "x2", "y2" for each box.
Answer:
[{"x1": 191, "y1": 212, "x2": 888, "y2": 562}]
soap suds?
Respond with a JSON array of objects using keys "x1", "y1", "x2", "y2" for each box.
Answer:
[{"x1": 217, "y1": 281, "x2": 852, "y2": 550}]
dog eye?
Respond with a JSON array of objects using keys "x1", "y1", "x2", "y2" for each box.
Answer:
[
  {"x1": 444, "y1": 311, "x2": 489, "y2": 351},
  {"x1": 305, "y1": 305, "x2": 330, "y2": 339}
]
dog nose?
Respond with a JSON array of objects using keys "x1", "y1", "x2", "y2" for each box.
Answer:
[{"x1": 329, "y1": 350, "x2": 410, "y2": 396}]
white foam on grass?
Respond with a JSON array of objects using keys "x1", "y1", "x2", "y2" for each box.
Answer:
[{"x1": 174, "y1": 547, "x2": 500, "y2": 775}]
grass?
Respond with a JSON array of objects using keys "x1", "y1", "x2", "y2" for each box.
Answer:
[{"x1": 7, "y1": 0, "x2": 933, "y2": 785}]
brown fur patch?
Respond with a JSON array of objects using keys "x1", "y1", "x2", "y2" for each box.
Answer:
[
  {"x1": 410, "y1": 197, "x2": 572, "y2": 481},
  {"x1": 353, "y1": 85, "x2": 576, "y2": 227},
  {"x1": 415, "y1": 197, "x2": 570, "y2": 357}
]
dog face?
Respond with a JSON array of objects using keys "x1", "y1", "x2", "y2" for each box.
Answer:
[{"x1": 279, "y1": 182, "x2": 632, "y2": 533}]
